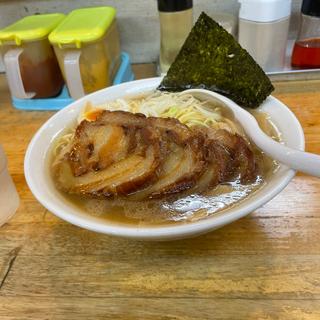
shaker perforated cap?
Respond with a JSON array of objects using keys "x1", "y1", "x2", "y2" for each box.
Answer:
[
  {"x1": 158, "y1": 0, "x2": 193, "y2": 12},
  {"x1": 302, "y1": 0, "x2": 320, "y2": 17},
  {"x1": 239, "y1": 0, "x2": 292, "y2": 22}
]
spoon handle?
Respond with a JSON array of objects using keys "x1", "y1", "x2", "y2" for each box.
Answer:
[
  {"x1": 231, "y1": 102, "x2": 320, "y2": 177},
  {"x1": 252, "y1": 129, "x2": 320, "y2": 177}
]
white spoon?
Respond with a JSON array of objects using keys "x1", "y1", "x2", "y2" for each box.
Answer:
[{"x1": 184, "y1": 88, "x2": 320, "y2": 178}]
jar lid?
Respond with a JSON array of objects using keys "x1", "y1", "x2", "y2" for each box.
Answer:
[
  {"x1": 49, "y1": 7, "x2": 116, "y2": 48},
  {"x1": 0, "y1": 14, "x2": 65, "y2": 46},
  {"x1": 302, "y1": 0, "x2": 320, "y2": 17},
  {"x1": 158, "y1": 0, "x2": 193, "y2": 12},
  {"x1": 239, "y1": 0, "x2": 292, "y2": 22}
]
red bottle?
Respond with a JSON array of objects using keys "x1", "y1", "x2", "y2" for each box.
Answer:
[{"x1": 291, "y1": 0, "x2": 320, "y2": 68}]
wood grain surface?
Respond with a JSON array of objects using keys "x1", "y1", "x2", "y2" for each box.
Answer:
[{"x1": 0, "y1": 66, "x2": 320, "y2": 319}]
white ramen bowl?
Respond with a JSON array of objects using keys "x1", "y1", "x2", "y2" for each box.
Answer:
[{"x1": 24, "y1": 77, "x2": 304, "y2": 240}]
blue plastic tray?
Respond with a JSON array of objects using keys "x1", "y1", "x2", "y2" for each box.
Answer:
[{"x1": 12, "y1": 52, "x2": 134, "y2": 111}]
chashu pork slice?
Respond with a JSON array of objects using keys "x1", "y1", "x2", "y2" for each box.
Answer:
[
  {"x1": 208, "y1": 129, "x2": 260, "y2": 183},
  {"x1": 189, "y1": 127, "x2": 260, "y2": 194},
  {"x1": 184, "y1": 126, "x2": 230, "y2": 194},
  {"x1": 189, "y1": 140, "x2": 230, "y2": 194},
  {"x1": 129, "y1": 117, "x2": 206, "y2": 199},
  {"x1": 53, "y1": 111, "x2": 163, "y2": 197}
]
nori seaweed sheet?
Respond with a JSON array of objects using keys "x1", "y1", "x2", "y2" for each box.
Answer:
[{"x1": 158, "y1": 12, "x2": 274, "y2": 108}]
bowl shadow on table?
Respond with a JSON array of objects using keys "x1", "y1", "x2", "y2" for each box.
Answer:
[
  {"x1": 45, "y1": 211, "x2": 271, "y2": 257},
  {"x1": 133, "y1": 215, "x2": 270, "y2": 256}
]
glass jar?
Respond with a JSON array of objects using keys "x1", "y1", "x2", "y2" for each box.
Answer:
[
  {"x1": 0, "y1": 145, "x2": 19, "y2": 226},
  {"x1": 238, "y1": 0, "x2": 291, "y2": 72},
  {"x1": 0, "y1": 14, "x2": 65, "y2": 99},
  {"x1": 49, "y1": 7, "x2": 121, "y2": 99},
  {"x1": 158, "y1": 0, "x2": 193, "y2": 75},
  {"x1": 291, "y1": 0, "x2": 320, "y2": 68}
]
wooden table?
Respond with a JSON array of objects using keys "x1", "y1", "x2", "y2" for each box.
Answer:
[{"x1": 0, "y1": 66, "x2": 320, "y2": 320}]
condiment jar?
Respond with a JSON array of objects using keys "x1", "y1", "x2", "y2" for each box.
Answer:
[
  {"x1": 158, "y1": 0, "x2": 193, "y2": 75},
  {"x1": 0, "y1": 145, "x2": 19, "y2": 226},
  {"x1": 211, "y1": 13, "x2": 238, "y2": 37},
  {"x1": 238, "y1": 0, "x2": 292, "y2": 72},
  {"x1": 291, "y1": 0, "x2": 320, "y2": 68},
  {"x1": 0, "y1": 14, "x2": 65, "y2": 99},
  {"x1": 49, "y1": 7, "x2": 121, "y2": 99}
]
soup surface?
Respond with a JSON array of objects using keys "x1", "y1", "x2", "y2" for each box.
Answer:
[{"x1": 49, "y1": 92, "x2": 280, "y2": 225}]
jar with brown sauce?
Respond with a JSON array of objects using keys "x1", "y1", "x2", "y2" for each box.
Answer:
[{"x1": 0, "y1": 14, "x2": 65, "y2": 99}]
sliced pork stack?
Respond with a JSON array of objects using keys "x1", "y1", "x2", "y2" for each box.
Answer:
[{"x1": 53, "y1": 110, "x2": 260, "y2": 199}]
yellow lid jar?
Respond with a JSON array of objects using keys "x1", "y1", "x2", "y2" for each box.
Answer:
[
  {"x1": 49, "y1": 7, "x2": 121, "y2": 99},
  {"x1": 0, "y1": 14, "x2": 65, "y2": 99}
]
